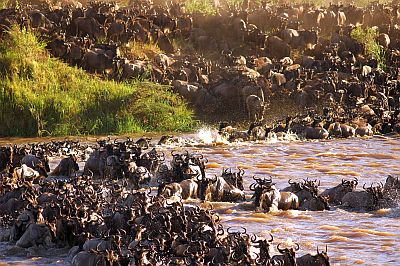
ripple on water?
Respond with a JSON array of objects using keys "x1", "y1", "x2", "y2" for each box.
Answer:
[
  {"x1": 335, "y1": 231, "x2": 369, "y2": 238},
  {"x1": 326, "y1": 236, "x2": 351, "y2": 243},
  {"x1": 352, "y1": 228, "x2": 397, "y2": 237},
  {"x1": 241, "y1": 154, "x2": 257, "y2": 158},
  {"x1": 319, "y1": 225, "x2": 341, "y2": 231},
  {"x1": 206, "y1": 162, "x2": 221, "y2": 168},
  {"x1": 242, "y1": 149, "x2": 261, "y2": 154},
  {"x1": 254, "y1": 171, "x2": 276, "y2": 176},
  {"x1": 237, "y1": 164, "x2": 252, "y2": 170},
  {"x1": 229, "y1": 217, "x2": 266, "y2": 223},
  {"x1": 353, "y1": 153, "x2": 399, "y2": 160},
  {"x1": 255, "y1": 163, "x2": 276, "y2": 169},
  {"x1": 325, "y1": 170, "x2": 361, "y2": 176},
  {"x1": 273, "y1": 210, "x2": 313, "y2": 220},
  {"x1": 353, "y1": 259, "x2": 366, "y2": 264},
  {"x1": 365, "y1": 163, "x2": 385, "y2": 167},
  {"x1": 303, "y1": 158, "x2": 317, "y2": 162}
]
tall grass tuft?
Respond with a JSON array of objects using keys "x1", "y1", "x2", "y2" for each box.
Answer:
[
  {"x1": 120, "y1": 41, "x2": 162, "y2": 61},
  {"x1": 185, "y1": 0, "x2": 218, "y2": 15},
  {"x1": 0, "y1": 26, "x2": 195, "y2": 137},
  {"x1": 350, "y1": 26, "x2": 387, "y2": 70}
]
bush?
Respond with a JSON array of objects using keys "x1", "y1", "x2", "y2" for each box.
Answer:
[
  {"x1": 0, "y1": 26, "x2": 195, "y2": 137},
  {"x1": 350, "y1": 26, "x2": 387, "y2": 70},
  {"x1": 185, "y1": 0, "x2": 218, "y2": 15}
]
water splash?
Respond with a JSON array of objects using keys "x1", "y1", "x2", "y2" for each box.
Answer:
[
  {"x1": 195, "y1": 127, "x2": 228, "y2": 145},
  {"x1": 265, "y1": 131, "x2": 299, "y2": 143}
]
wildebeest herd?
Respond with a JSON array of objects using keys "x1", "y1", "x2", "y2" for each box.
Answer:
[
  {"x1": 0, "y1": 0, "x2": 400, "y2": 130},
  {"x1": 0, "y1": 136, "x2": 399, "y2": 265},
  {"x1": 1, "y1": 0, "x2": 400, "y2": 264}
]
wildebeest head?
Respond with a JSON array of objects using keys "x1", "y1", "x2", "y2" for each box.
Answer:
[
  {"x1": 251, "y1": 233, "x2": 274, "y2": 264},
  {"x1": 363, "y1": 182, "x2": 384, "y2": 206},
  {"x1": 315, "y1": 245, "x2": 330, "y2": 266},
  {"x1": 384, "y1": 175, "x2": 400, "y2": 191},
  {"x1": 276, "y1": 243, "x2": 299, "y2": 266},
  {"x1": 221, "y1": 167, "x2": 245, "y2": 190}
]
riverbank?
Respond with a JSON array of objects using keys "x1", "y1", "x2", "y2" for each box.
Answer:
[{"x1": 0, "y1": 27, "x2": 196, "y2": 137}]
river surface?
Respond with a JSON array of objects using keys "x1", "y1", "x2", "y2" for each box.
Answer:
[{"x1": 1, "y1": 131, "x2": 399, "y2": 265}]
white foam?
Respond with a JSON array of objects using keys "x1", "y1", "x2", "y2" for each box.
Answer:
[{"x1": 195, "y1": 126, "x2": 229, "y2": 145}]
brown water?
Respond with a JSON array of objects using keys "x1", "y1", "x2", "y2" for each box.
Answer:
[{"x1": 1, "y1": 132, "x2": 400, "y2": 265}]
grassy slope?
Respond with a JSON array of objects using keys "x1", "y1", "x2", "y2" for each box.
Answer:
[{"x1": 0, "y1": 27, "x2": 195, "y2": 137}]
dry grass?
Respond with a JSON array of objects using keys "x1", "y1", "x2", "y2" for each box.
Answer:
[{"x1": 120, "y1": 41, "x2": 162, "y2": 61}]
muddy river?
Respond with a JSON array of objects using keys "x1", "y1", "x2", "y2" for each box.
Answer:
[{"x1": 1, "y1": 130, "x2": 399, "y2": 265}]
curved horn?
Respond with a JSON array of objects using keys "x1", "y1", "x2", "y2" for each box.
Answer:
[
  {"x1": 227, "y1": 227, "x2": 234, "y2": 234},
  {"x1": 249, "y1": 182, "x2": 258, "y2": 191},
  {"x1": 277, "y1": 243, "x2": 285, "y2": 254},
  {"x1": 240, "y1": 227, "x2": 247, "y2": 234},
  {"x1": 238, "y1": 167, "x2": 245, "y2": 176},
  {"x1": 251, "y1": 234, "x2": 257, "y2": 243},
  {"x1": 253, "y1": 175, "x2": 261, "y2": 182},
  {"x1": 217, "y1": 224, "x2": 224, "y2": 236},
  {"x1": 222, "y1": 168, "x2": 227, "y2": 175},
  {"x1": 353, "y1": 177, "x2": 358, "y2": 187},
  {"x1": 268, "y1": 232, "x2": 274, "y2": 242}
]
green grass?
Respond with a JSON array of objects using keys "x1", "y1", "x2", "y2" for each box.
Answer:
[
  {"x1": 350, "y1": 26, "x2": 387, "y2": 70},
  {"x1": 0, "y1": 26, "x2": 195, "y2": 137},
  {"x1": 185, "y1": 0, "x2": 218, "y2": 15}
]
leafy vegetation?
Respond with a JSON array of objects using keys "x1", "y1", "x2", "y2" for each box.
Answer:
[
  {"x1": 185, "y1": 0, "x2": 218, "y2": 15},
  {"x1": 0, "y1": 0, "x2": 9, "y2": 9},
  {"x1": 351, "y1": 26, "x2": 387, "y2": 70},
  {"x1": 0, "y1": 27, "x2": 195, "y2": 137}
]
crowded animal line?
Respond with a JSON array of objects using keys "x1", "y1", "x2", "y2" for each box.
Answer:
[
  {"x1": 1, "y1": 0, "x2": 400, "y2": 265},
  {"x1": 1, "y1": 0, "x2": 400, "y2": 128}
]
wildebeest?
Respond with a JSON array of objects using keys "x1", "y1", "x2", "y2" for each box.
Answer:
[
  {"x1": 341, "y1": 183, "x2": 384, "y2": 210},
  {"x1": 16, "y1": 223, "x2": 53, "y2": 248},
  {"x1": 296, "y1": 246, "x2": 330, "y2": 266},
  {"x1": 50, "y1": 154, "x2": 79, "y2": 176},
  {"x1": 321, "y1": 178, "x2": 358, "y2": 205},
  {"x1": 74, "y1": 17, "x2": 105, "y2": 40},
  {"x1": 246, "y1": 95, "x2": 265, "y2": 121}
]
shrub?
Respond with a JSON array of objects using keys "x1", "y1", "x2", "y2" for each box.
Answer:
[
  {"x1": 185, "y1": 0, "x2": 218, "y2": 15},
  {"x1": 350, "y1": 26, "x2": 387, "y2": 70}
]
